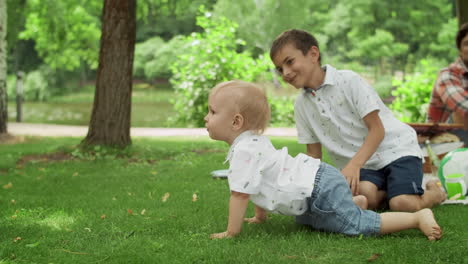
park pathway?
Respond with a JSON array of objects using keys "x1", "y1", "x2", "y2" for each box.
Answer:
[{"x1": 7, "y1": 122, "x2": 297, "y2": 138}]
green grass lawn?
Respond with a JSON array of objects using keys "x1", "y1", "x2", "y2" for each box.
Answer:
[
  {"x1": 7, "y1": 88, "x2": 178, "y2": 128},
  {"x1": 0, "y1": 137, "x2": 467, "y2": 263}
]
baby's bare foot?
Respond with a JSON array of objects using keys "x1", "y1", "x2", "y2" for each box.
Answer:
[
  {"x1": 426, "y1": 180, "x2": 447, "y2": 203},
  {"x1": 352, "y1": 195, "x2": 368, "y2": 210},
  {"x1": 417, "y1": 208, "x2": 442, "y2": 240}
]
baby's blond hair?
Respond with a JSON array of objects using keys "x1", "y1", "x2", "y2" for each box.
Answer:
[{"x1": 210, "y1": 81, "x2": 271, "y2": 134}]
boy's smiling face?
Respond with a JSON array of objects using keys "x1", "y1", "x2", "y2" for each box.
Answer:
[{"x1": 272, "y1": 43, "x2": 320, "y2": 89}]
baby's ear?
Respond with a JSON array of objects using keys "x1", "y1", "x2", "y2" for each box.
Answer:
[{"x1": 232, "y1": 114, "x2": 245, "y2": 130}]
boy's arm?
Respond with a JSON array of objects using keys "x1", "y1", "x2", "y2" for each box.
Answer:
[
  {"x1": 306, "y1": 143, "x2": 322, "y2": 159},
  {"x1": 245, "y1": 205, "x2": 267, "y2": 223},
  {"x1": 210, "y1": 191, "x2": 249, "y2": 239},
  {"x1": 342, "y1": 110, "x2": 384, "y2": 195}
]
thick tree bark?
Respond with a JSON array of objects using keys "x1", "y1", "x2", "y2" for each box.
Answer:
[
  {"x1": 0, "y1": 0, "x2": 7, "y2": 134},
  {"x1": 83, "y1": 0, "x2": 136, "y2": 147}
]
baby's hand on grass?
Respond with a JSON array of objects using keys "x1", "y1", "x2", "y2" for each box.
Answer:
[
  {"x1": 244, "y1": 216, "x2": 266, "y2": 224},
  {"x1": 210, "y1": 231, "x2": 233, "y2": 239}
]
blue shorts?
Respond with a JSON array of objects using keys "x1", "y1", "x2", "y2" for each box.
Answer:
[
  {"x1": 295, "y1": 163, "x2": 381, "y2": 236},
  {"x1": 360, "y1": 156, "x2": 424, "y2": 200}
]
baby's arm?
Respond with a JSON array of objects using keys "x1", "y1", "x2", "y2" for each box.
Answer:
[
  {"x1": 245, "y1": 205, "x2": 267, "y2": 223},
  {"x1": 210, "y1": 191, "x2": 249, "y2": 239},
  {"x1": 342, "y1": 110, "x2": 384, "y2": 195}
]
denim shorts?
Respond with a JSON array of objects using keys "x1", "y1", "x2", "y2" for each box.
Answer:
[
  {"x1": 295, "y1": 163, "x2": 381, "y2": 236},
  {"x1": 360, "y1": 156, "x2": 424, "y2": 200}
]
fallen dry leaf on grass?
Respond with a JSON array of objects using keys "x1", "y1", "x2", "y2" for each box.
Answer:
[
  {"x1": 10, "y1": 199, "x2": 16, "y2": 204},
  {"x1": 141, "y1": 209, "x2": 146, "y2": 215},
  {"x1": 2, "y1": 182, "x2": 13, "y2": 189},
  {"x1": 127, "y1": 209, "x2": 133, "y2": 215},
  {"x1": 13, "y1": 237, "x2": 21, "y2": 243},
  {"x1": 151, "y1": 171, "x2": 158, "y2": 175},
  {"x1": 72, "y1": 172, "x2": 79, "y2": 177},
  {"x1": 367, "y1": 253, "x2": 381, "y2": 262},
  {"x1": 162, "y1": 192, "x2": 170, "y2": 202},
  {"x1": 100, "y1": 214, "x2": 106, "y2": 220},
  {"x1": 192, "y1": 193, "x2": 198, "y2": 202}
]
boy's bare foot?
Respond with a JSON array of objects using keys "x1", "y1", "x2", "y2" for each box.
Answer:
[
  {"x1": 416, "y1": 208, "x2": 442, "y2": 240},
  {"x1": 426, "y1": 180, "x2": 447, "y2": 203},
  {"x1": 352, "y1": 195, "x2": 368, "y2": 210}
]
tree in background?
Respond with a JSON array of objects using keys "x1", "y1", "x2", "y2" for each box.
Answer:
[
  {"x1": 457, "y1": 0, "x2": 468, "y2": 25},
  {"x1": 20, "y1": 0, "x2": 101, "y2": 71},
  {"x1": 6, "y1": 0, "x2": 40, "y2": 75},
  {"x1": 324, "y1": 0, "x2": 454, "y2": 72},
  {"x1": 137, "y1": 0, "x2": 217, "y2": 41},
  {"x1": 213, "y1": 0, "x2": 330, "y2": 54},
  {"x1": 170, "y1": 10, "x2": 269, "y2": 127},
  {"x1": 83, "y1": 0, "x2": 136, "y2": 147},
  {"x1": 0, "y1": 0, "x2": 7, "y2": 134}
]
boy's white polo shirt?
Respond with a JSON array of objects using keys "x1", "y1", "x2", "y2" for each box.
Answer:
[
  {"x1": 225, "y1": 131, "x2": 321, "y2": 216},
  {"x1": 294, "y1": 65, "x2": 422, "y2": 170}
]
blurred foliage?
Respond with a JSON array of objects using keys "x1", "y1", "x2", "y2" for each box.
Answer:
[
  {"x1": 169, "y1": 9, "x2": 269, "y2": 127},
  {"x1": 4, "y1": 0, "x2": 461, "y2": 127},
  {"x1": 19, "y1": 0, "x2": 102, "y2": 71},
  {"x1": 133, "y1": 36, "x2": 188, "y2": 81},
  {"x1": 212, "y1": 0, "x2": 329, "y2": 55},
  {"x1": 269, "y1": 96, "x2": 295, "y2": 127},
  {"x1": 9, "y1": 0, "x2": 457, "y2": 77},
  {"x1": 136, "y1": 0, "x2": 217, "y2": 41},
  {"x1": 390, "y1": 59, "x2": 446, "y2": 122}
]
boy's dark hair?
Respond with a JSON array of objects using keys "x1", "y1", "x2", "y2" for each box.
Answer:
[
  {"x1": 456, "y1": 22, "x2": 468, "y2": 50},
  {"x1": 270, "y1": 29, "x2": 321, "y2": 63}
]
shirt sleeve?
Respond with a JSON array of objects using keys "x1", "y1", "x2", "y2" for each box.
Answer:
[
  {"x1": 227, "y1": 144, "x2": 262, "y2": 194},
  {"x1": 346, "y1": 73, "x2": 380, "y2": 119},
  {"x1": 436, "y1": 70, "x2": 468, "y2": 116},
  {"x1": 294, "y1": 96, "x2": 319, "y2": 144}
]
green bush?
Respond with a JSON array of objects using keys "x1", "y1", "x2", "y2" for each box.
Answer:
[
  {"x1": 23, "y1": 70, "x2": 50, "y2": 101},
  {"x1": 169, "y1": 10, "x2": 269, "y2": 127},
  {"x1": 133, "y1": 37, "x2": 165, "y2": 80},
  {"x1": 6, "y1": 65, "x2": 70, "y2": 102},
  {"x1": 269, "y1": 96, "x2": 295, "y2": 127},
  {"x1": 7, "y1": 69, "x2": 51, "y2": 102},
  {"x1": 134, "y1": 36, "x2": 187, "y2": 81},
  {"x1": 390, "y1": 59, "x2": 444, "y2": 122}
]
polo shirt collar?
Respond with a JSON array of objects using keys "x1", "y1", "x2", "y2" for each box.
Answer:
[
  {"x1": 224, "y1": 130, "x2": 256, "y2": 163},
  {"x1": 303, "y1": 64, "x2": 335, "y2": 95}
]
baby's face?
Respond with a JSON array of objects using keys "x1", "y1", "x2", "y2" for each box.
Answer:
[{"x1": 204, "y1": 92, "x2": 237, "y2": 143}]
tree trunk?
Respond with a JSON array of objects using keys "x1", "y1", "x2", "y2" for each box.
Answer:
[
  {"x1": 83, "y1": 0, "x2": 136, "y2": 147},
  {"x1": 0, "y1": 0, "x2": 7, "y2": 134},
  {"x1": 457, "y1": 0, "x2": 468, "y2": 26}
]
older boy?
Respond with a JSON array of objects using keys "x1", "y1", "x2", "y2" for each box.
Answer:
[{"x1": 270, "y1": 29, "x2": 446, "y2": 212}]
